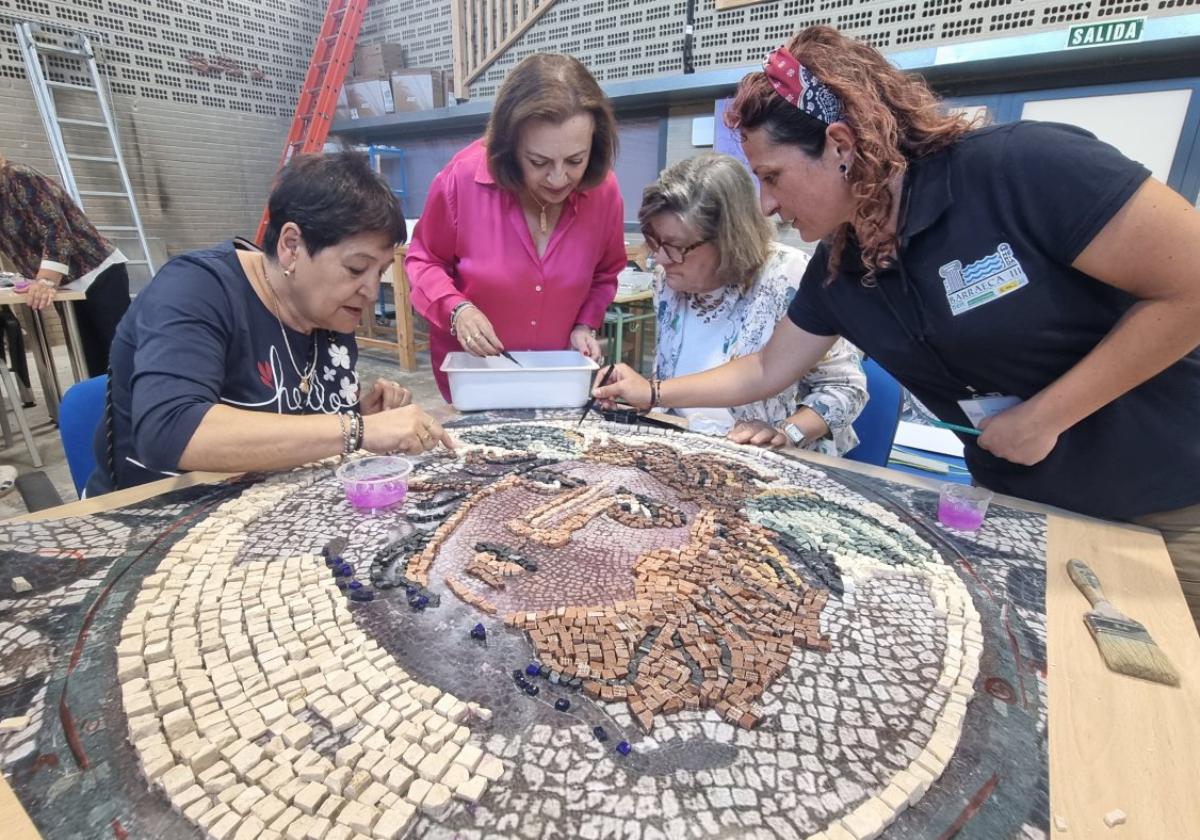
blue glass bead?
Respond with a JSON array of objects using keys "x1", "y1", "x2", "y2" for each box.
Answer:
[
  {"x1": 554, "y1": 698, "x2": 570, "y2": 712},
  {"x1": 350, "y1": 588, "x2": 375, "y2": 602},
  {"x1": 336, "y1": 563, "x2": 353, "y2": 577},
  {"x1": 348, "y1": 580, "x2": 363, "y2": 590},
  {"x1": 470, "y1": 623, "x2": 487, "y2": 640},
  {"x1": 616, "y1": 741, "x2": 631, "y2": 755},
  {"x1": 525, "y1": 663, "x2": 541, "y2": 678},
  {"x1": 593, "y1": 726, "x2": 608, "y2": 742},
  {"x1": 415, "y1": 595, "x2": 429, "y2": 608}
]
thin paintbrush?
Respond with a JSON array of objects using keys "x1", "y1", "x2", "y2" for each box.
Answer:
[
  {"x1": 928, "y1": 419, "x2": 982, "y2": 437},
  {"x1": 1066, "y1": 559, "x2": 1180, "y2": 686}
]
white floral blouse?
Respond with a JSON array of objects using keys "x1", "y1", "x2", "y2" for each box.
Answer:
[{"x1": 653, "y1": 243, "x2": 867, "y2": 456}]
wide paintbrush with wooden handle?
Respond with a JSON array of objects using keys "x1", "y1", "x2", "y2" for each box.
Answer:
[{"x1": 1066, "y1": 558, "x2": 1180, "y2": 686}]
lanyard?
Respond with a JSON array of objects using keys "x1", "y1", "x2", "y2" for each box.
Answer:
[{"x1": 865, "y1": 176, "x2": 981, "y2": 401}]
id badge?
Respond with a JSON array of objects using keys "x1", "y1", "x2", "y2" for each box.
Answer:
[{"x1": 957, "y1": 395, "x2": 1021, "y2": 429}]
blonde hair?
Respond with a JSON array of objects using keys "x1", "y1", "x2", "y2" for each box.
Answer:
[{"x1": 638, "y1": 153, "x2": 774, "y2": 290}]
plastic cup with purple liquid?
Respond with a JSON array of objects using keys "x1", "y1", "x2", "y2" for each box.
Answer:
[
  {"x1": 937, "y1": 483, "x2": 994, "y2": 531},
  {"x1": 336, "y1": 455, "x2": 412, "y2": 512}
]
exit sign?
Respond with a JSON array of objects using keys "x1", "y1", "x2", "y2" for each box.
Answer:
[{"x1": 1067, "y1": 18, "x2": 1146, "y2": 48}]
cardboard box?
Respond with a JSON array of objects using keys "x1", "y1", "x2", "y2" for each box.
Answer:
[
  {"x1": 353, "y1": 42, "x2": 406, "y2": 78},
  {"x1": 335, "y1": 76, "x2": 395, "y2": 120},
  {"x1": 390, "y1": 68, "x2": 446, "y2": 112}
]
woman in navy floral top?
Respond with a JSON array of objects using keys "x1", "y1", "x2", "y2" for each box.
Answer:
[{"x1": 89, "y1": 152, "x2": 455, "y2": 494}]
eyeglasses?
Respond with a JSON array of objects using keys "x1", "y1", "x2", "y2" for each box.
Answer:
[{"x1": 644, "y1": 235, "x2": 710, "y2": 264}]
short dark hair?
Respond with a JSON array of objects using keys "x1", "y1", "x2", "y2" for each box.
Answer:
[
  {"x1": 262, "y1": 151, "x2": 406, "y2": 258},
  {"x1": 484, "y1": 53, "x2": 617, "y2": 194}
]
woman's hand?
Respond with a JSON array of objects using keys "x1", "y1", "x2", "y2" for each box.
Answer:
[
  {"x1": 727, "y1": 419, "x2": 788, "y2": 448},
  {"x1": 591, "y1": 363, "x2": 652, "y2": 410},
  {"x1": 362, "y1": 404, "x2": 456, "y2": 455},
  {"x1": 26, "y1": 277, "x2": 59, "y2": 311},
  {"x1": 359, "y1": 378, "x2": 412, "y2": 415},
  {"x1": 570, "y1": 325, "x2": 602, "y2": 360},
  {"x1": 455, "y1": 305, "x2": 504, "y2": 357},
  {"x1": 977, "y1": 400, "x2": 1060, "y2": 466}
]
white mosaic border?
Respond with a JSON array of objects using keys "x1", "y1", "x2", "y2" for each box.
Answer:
[{"x1": 117, "y1": 468, "x2": 504, "y2": 840}]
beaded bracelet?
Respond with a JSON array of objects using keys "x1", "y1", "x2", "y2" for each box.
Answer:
[
  {"x1": 337, "y1": 412, "x2": 353, "y2": 455},
  {"x1": 449, "y1": 302, "x2": 475, "y2": 337},
  {"x1": 351, "y1": 411, "x2": 364, "y2": 452}
]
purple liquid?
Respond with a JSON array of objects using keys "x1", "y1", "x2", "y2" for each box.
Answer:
[
  {"x1": 345, "y1": 480, "x2": 408, "y2": 511},
  {"x1": 938, "y1": 496, "x2": 986, "y2": 531}
]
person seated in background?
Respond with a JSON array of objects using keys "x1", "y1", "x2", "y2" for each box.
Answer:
[
  {"x1": 641, "y1": 153, "x2": 867, "y2": 454},
  {"x1": 87, "y1": 152, "x2": 453, "y2": 496},
  {"x1": 0, "y1": 150, "x2": 131, "y2": 378},
  {"x1": 405, "y1": 53, "x2": 626, "y2": 401}
]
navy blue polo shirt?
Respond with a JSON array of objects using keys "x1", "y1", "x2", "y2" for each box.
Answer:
[
  {"x1": 790, "y1": 121, "x2": 1200, "y2": 520},
  {"x1": 87, "y1": 241, "x2": 360, "y2": 495}
]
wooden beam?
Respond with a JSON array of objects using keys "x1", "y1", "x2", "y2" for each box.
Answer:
[
  {"x1": 391, "y1": 246, "x2": 419, "y2": 372},
  {"x1": 450, "y1": 0, "x2": 468, "y2": 101},
  {"x1": 465, "y1": 0, "x2": 559, "y2": 86}
]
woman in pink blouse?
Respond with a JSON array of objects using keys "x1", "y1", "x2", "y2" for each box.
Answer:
[{"x1": 405, "y1": 53, "x2": 626, "y2": 400}]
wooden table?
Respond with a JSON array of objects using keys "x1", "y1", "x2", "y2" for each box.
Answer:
[
  {"x1": 355, "y1": 246, "x2": 429, "y2": 373},
  {"x1": 0, "y1": 287, "x2": 88, "y2": 423},
  {"x1": 3, "y1": 450, "x2": 1199, "y2": 838}
]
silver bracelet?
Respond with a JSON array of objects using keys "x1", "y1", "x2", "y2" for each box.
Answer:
[
  {"x1": 449, "y1": 302, "x2": 475, "y2": 337},
  {"x1": 337, "y1": 412, "x2": 351, "y2": 455}
]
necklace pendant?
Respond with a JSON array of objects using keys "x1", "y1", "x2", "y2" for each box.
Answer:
[
  {"x1": 300, "y1": 377, "x2": 311, "y2": 395},
  {"x1": 539, "y1": 207, "x2": 548, "y2": 234}
]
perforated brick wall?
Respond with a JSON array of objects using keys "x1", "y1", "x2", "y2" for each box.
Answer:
[
  {"x1": 463, "y1": 0, "x2": 1197, "y2": 98},
  {"x1": 0, "y1": 0, "x2": 322, "y2": 262}
]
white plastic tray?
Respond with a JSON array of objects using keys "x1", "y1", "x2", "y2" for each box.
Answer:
[{"x1": 441, "y1": 350, "x2": 600, "y2": 411}]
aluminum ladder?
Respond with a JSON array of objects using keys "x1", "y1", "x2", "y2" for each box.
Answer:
[{"x1": 14, "y1": 21, "x2": 156, "y2": 282}]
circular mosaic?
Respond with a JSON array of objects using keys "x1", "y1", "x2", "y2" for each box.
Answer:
[{"x1": 107, "y1": 420, "x2": 992, "y2": 840}]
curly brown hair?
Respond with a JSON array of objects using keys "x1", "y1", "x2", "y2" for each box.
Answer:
[{"x1": 725, "y1": 26, "x2": 977, "y2": 284}]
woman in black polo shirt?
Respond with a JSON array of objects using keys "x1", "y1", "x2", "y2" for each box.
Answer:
[{"x1": 595, "y1": 26, "x2": 1200, "y2": 625}]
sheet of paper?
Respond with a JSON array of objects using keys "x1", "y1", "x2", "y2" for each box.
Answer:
[{"x1": 894, "y1": 421, "x2": 965, "y2": 457}]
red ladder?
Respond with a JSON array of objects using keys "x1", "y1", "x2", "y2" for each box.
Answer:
[{"x1": 255, "y1": 0, "x2": 368, "y2": 245}]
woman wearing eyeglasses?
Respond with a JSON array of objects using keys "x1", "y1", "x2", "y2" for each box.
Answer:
[{"x1": 642, "y1": 153, "x2": 866, "y2": 453}]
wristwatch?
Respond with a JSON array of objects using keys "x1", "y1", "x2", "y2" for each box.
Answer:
[{"x1": 781, "y1": 422, "x2": 807, "y2": 447}]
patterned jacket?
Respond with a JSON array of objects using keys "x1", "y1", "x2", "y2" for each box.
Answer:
[
  {"x1": 0, "y1": 161, "x2": 114, "y2": 280},
  {"x1": 654, "y1": 242, "x2": 868, "y2": 456}
]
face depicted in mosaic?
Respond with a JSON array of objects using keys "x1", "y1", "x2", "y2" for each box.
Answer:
[{"x1": 404, "y1": 440, "x2": 837, "y2": 732}]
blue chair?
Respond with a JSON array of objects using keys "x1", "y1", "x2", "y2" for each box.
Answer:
[
  {"x1": 844, "y1": 358, "x2": 902, "y2": 467},
  {"x1": 58, "y1": 374, "x2": 108, "y2": 497}
]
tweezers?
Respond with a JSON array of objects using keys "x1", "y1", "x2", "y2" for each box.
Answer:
[
  {"x1": 498, "y1": 349, "x2": 522, "y2": 367},
  {"x1": 598, "y1": 407, "x2": 682, "y2": 432},
  {"x1": 577, "y1": 363, "x2": 616, "y2": 426}
]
